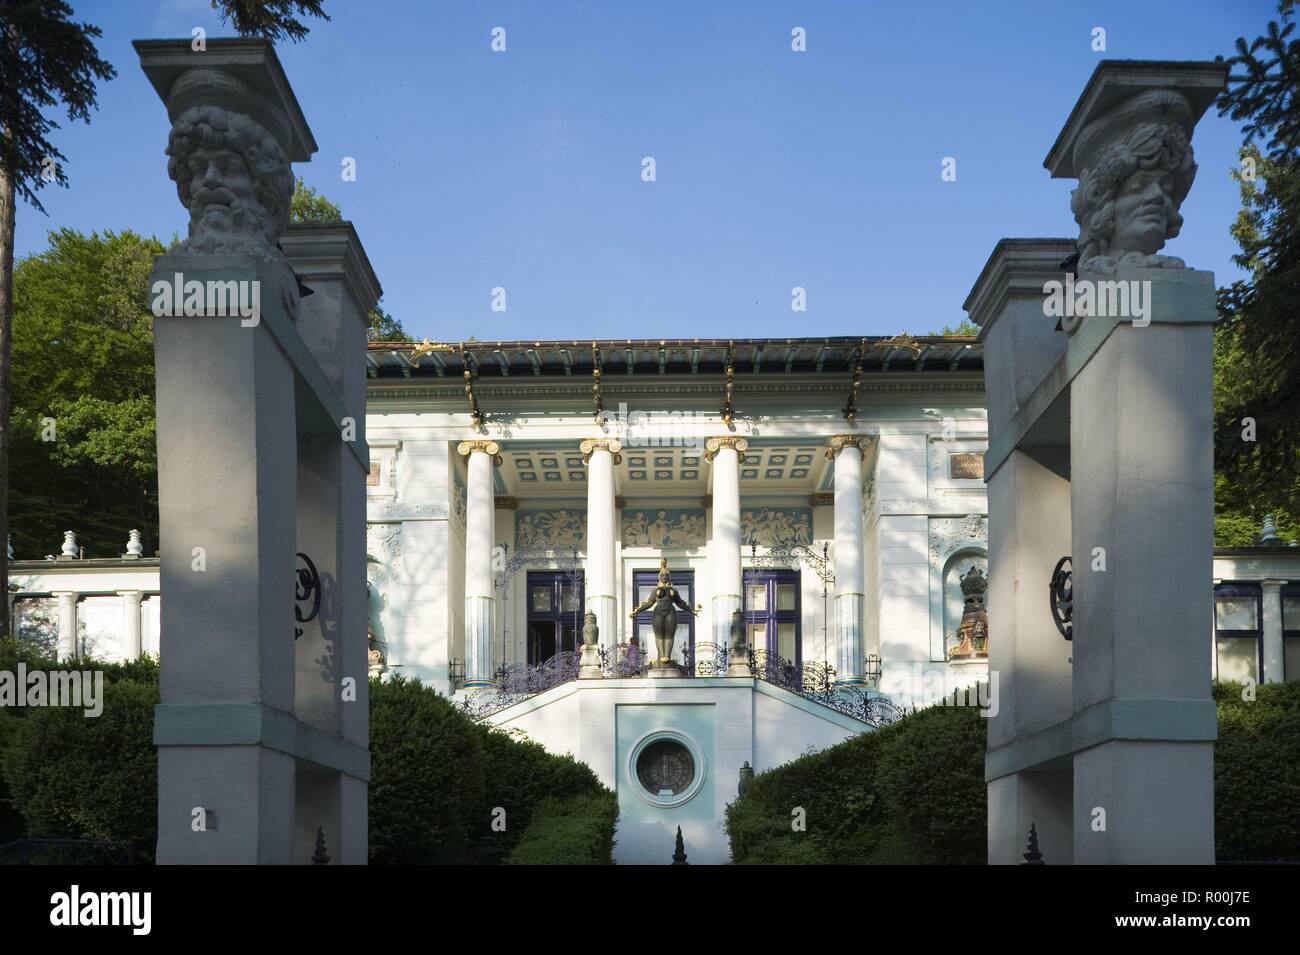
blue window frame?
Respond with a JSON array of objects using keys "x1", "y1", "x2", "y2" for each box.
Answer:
[
  {"x1": 743, "y1": 569, "x2": 801, "y2": 666},
  {"x1": 526, "y1": 570, "x2": 583, "y2": 665},
  {"x1": 1214, "y1": 583, "x2": 1263, "y2": 683},
  {"x1": 632, "y1": 568, "x2": 694, "y2": 665}
]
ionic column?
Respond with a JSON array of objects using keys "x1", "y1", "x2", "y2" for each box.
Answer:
[
  {"x1": 118, "y1": 590, "x2": 143, "y2": 660},
  {"x1": 829, "y1": 436, "x2": 866, "y2": 684},
  {"x1": 458, "y1": 440, "x2": 501, "y2": 688},
  {"x1": 1261, "y1": 579, "x2": 1286, "y2": 684},
  {"x1": 706, "y1": 437, "x2": 747, "y2": 651},
  {"x1": 581, "y1": 438, "x2": 621, "y2": 655},
  {"x1": 52, "y1": 591, "x2": 79, "y2": 661}
]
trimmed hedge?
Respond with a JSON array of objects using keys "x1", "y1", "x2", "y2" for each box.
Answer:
[
  {"x1": 1214, "y1": 680, "x2": 1300, "y2": 862},
  {"x1": 368, "y1": 675, "x2": 487, "y2": 863},
  {"x1": 504, "y1": 792, "x2": 619, "y2": 865},
  {"x1": 367, "y1": 675, "x2": 616, "y2": 864},
  {"x1": 725, "y1": 704, "x2": 987, "y2": 864},
  {"x1": 0, "y1": 639, "x2": 159, "y2": 862}
]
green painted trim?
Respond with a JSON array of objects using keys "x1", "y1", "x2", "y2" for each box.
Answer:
[
  {"x1": 984, "y1": 697, "x2": 1218, "y2": 781},
  {"x1": 153, "y1": 703, "x2": 371, "y2": 781}
]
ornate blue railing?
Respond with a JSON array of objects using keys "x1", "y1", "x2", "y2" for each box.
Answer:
[{"x1": 457, "y1": 645, "x2": 906, "y2": 726}]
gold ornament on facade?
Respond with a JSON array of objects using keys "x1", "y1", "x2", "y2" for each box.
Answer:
[
  {"x1": 457, "y1": 439, "x2": 502, "y2": 466},
  {"x1": 947, "y1": 564, "x2": 989, "y2": 660},
  {"x1": 882, "y1": 332, "x2": 923, "y2": 357},
  {"x1": 410, "y1": 338, "x2": 455, "y2": 365},
  {"x1": 825, "y1": 434, "x2": 868, "y2": 460},
  {"x1": 704, "y1": 435, "x2": 749, "y2": 462},
  {"x1": 579, "y1": 437, "x2": 623, "y2": 464},
  {"x1": 720, "y1": 349, "x2": 737, "y2": 426}
]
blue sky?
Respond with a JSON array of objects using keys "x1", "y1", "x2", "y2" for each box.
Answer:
[{"x1": 17, "y1": 0, "x2": 1278, "y2": 340}]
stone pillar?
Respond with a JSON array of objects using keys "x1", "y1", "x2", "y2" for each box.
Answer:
[
  {"x1": 829, "y1": 436, "x2": 866, "y2": 684},
  {"x1": 582, "y1": 438, "x2": 621, "y2": 654},
  {"x1": 459, "y1": 440, "x2": 500, "y2": 687},
  {"x1": 705, "y1": 437, "x2": 747, "y2": 651},
  {"x1": 1261, "y1": 579, "x2": 1286, "y2": 685},
  {"x1": 119, "y1": 590, "x2": 143, "y2": 660},
  {"x1": 52, "y1": 591, "x2": 78, "y2": 660}
]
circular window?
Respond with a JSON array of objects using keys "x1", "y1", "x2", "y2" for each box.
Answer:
[{"x1": 636, "y1": 739, "x2": 696, "y2": 797}]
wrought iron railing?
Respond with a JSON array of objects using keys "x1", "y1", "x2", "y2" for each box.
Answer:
[{"x1": 457, "y1": 644, "x2": 906, "y2": 726}]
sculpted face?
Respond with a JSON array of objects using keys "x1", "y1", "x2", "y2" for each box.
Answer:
[
  {"x1": 1109, "y1": 167, "x2": 1176, "y2": 261},
  {"x1": 186, "y1": 145, "x2": 263, "y2": 236}
]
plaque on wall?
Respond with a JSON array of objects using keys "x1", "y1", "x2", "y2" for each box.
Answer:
[
  {"x1": 949, "y1": 452, "x2": 984, "y2": 480},
  {"x1": 367, "y1": 463, "x2": 382, "y2": 486}
]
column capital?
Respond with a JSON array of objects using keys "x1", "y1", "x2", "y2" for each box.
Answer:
[
  {"x1": 825, "y1": 434, "x2": 869, "y2": 460},
  {"x1": 457, "y1": 439, "x2": 502, "y2": 465},
  {"x1": 1260, "y1": 579, "x2": 1288, "y2": 591},
  {"x1": 579, "y1": 437, "x2": 622, "y2": 464},
  {"x1": 704, "y1": 435, "x2": 748, "y2": 462},
  {"x1": 116, "y1": 589, "x2": 144, "y2": 598}
]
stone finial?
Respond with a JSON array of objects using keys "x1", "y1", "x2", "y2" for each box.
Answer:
[
  {"x1": 1045, "y1": 61, "x2": 1228, "y2": 274},
  {"x1": 578, "y1": 610, "x2": 604, "y2": 679},
  {"x1": 59, "y1": 531, "x2": 79, "y2": 560},
  {"x1": 1261, "y1": 514, "x2": 1281, "y2": 546},
  {"x1": 671, "y1": 826, "x2": 689, "y2": 865},
  {"x1": 6, "y1": 536, "x2": 11, "y2": 560},
  {"x1": 1021, "y1": 823, "x2": 1045, "y2": 865},
  {"x1": 726, "y1": 608, "x2": 752, "y2": 677},
  {"x1": 124, "y1": 529, "x2": 145, "y2": 559},
  {"x1": 738, "y1": 761, "x2": 755, "y2": 797},
  {"x1": 311, "y1": 826, "x2": 330, "y2": 865}
]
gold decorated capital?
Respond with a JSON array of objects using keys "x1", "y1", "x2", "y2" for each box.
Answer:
[
  {"x1": 704, "y1": 435, "x2": 749, "y2": 462},
  {"x1": 825, "y1": 435, "x2": 868, "y2": 460},
  {"x1": 579, "y1": 437, "x2": 623, "y2": 464},
  {"x1": 457, "y1": 439, "x2": 502, "y2": 466}
]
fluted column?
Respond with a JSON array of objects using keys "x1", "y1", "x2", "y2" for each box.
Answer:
[
  {"x1": 1262, "y1": 579, "x2": 1286, "y2": 684},
  {"x1": 706, "y1": 437, "x2": 748, "y2": 652},
  {"x1": 52, "y1": 591, "x2": 79, "y2": 661},
  {"x1": 119, "y1": 590, "x2": 144, "y2": 660},
  {"x1": 829, "y1": 436, "x2": 866, "y2": 684},
  {"x1": 458, "y1": 440, "x2": 501, "y2": 688},
  {"x1": 582, "y1": 438, "x2": 621, "y2": 655}
]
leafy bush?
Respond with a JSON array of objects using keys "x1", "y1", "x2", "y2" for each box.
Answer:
[
  {"x1": 504, "y1": 792, "x2": 619, "y2": 865},
  {"x1": 472, "y1": 722, "x2": 609, "y2": 863},
  {"x1": 0, "y1": 644, "x2": 159, "y2": 862},
  {"x1": 368, "y1": 675, "x2": 486, "y2": 864},
  {"x1": 725, "y1": 704, "x2": 986, "y2": 864},
  {"x1": 1213, "y1": 680, "x2": 1300, "y2": 862}
]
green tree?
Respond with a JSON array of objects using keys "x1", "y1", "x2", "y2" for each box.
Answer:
[
  {"x1": 211, "y1": 0, "x2": 330, "y2": 42},
  {"x1": 1213, "y1": 1, "x2": 1300, "y2": 543},
  {"x1": 289, "y1": 178, "x2": 411, "y2": 342},
  {"x1": 0, "y1": 0, "x2": 117, "y2": 634},
  {"x1": 929, "y1": 319, "x2": 979, "y2": 336},
  {"x1": 10, "y1": 229, "x2": 163, "y2": 559}
]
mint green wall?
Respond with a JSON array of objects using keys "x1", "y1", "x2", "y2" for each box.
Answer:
[{"x1": 616, "y1": 703, "x2": 715, "y2": 832}]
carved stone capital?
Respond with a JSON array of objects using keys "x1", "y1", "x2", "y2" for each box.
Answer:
[
  {"x1": 494, "y1": 496, "x2": 518, "y2": 510},
  {"x1": 825, "y1": 434, "x2": 868, "y2": 460},
  {"x1": 579, "y1": 437, "x2": 623, "y2": 464},
  {"x1": 704, "y1": 435, "x2": 749, "y2": 462},
  {"x1": 457, "y1": 439, "x2": 502, "y2": 466}
]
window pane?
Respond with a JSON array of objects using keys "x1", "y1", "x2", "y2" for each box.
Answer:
[
  {"x1": 638, "y1": 583, "x2": 655, "y2": 605},
  {"x1": 1217, "y1": 636, "x2": 1259, "y2": 683},
  {"x1": 777, "y1": 623, "x2": 797, "y2": 659},
  {"x1": 1286, "y1": 639, "x2": 1300, "y2": 683},
  {"x1": 1283, "y1": 596, "x2": 1300, "y2": 633},
  {"x1": 748, "y1": 624, "x2": 766, "y2": 646},
  {"x1": 677, "y1": 582, "x2": 691, "y2": 603},
  {"x1": 776, "y1": 583, "x2": 796, "y2": 611},
  {"x1": 560, "y1": 584, "x2": 579, "y2": 612},
  {"x1": 637, "y1": 623, "x2": 654, "y2": 645},
  {"x1": 532, "y1": 586, "x2": 551, "y2": 613},
  {"x1": 1215, "y1": 597, "x2": 1258, "y2": 631},
  {"x1": 748, "y1": 586, "x2": 767, "y2": 612}
]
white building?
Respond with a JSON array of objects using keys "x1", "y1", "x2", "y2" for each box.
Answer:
[{"x1": 9, "y1": 334, "x2": 1297, "y2": 863}]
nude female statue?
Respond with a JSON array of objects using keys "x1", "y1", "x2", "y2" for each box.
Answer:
[{"x1": 629, "y1": 558, "x2": 701, "y2": 665}]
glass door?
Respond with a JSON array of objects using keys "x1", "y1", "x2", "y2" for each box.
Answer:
[
  {"x1": 526, "y1": 570, "x2": 584, "y2": 665},
  {"x1": 743, "y1": 569, "x2": 801, "y2": 665}
]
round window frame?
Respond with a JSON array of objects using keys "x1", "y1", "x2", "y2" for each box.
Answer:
[{"x1": 627, "y1": 730, "x2": 706, "y2": 809}]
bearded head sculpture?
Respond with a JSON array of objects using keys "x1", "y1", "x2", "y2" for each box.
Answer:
[
  {"x1": 166, "y1": 103, "x2": 294, "y2": 259},
  {"x1": 1068, "y1": 89, "x2": 1198, "y2": 274}
]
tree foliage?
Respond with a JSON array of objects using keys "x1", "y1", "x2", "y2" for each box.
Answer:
[
  {"x1": 10, "y1": 229, "x2": 162, "y2": 558},
  {"x1": 1213, "y1": 1, "x2": 1300, "y2": 544},
  {"x1": 0, "y1": 0, "x2": 116, "y2": 212},
  {"x1": 211, "y1": 0, "x2": 330, "y2": 43}
]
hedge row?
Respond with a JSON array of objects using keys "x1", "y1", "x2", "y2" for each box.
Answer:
[
  {"x1": 504, "y1": 792, "x2": 620, "y2": 865},
  {"x1": 724, "y1": 703, "x2": 988, "y2": 864},
  {"x1": 368, "y1": 674, "x2": 617, "y2": 864},
  {"x1": 0, "y1": 641, "x2": 616, "y2": 865}
]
